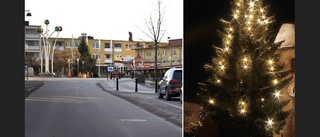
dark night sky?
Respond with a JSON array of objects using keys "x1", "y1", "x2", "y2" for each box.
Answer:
[{"x1": 184, "y1": 0, "x2": 295, "y2": 103}]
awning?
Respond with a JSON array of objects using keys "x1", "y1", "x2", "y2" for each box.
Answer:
[{"x1": 128, "y1": 65, "x2": 153, "y2": 69}]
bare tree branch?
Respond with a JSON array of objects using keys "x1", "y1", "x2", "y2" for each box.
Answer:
[{"x1": 136, "y1": 0, "x2": 166, "y2": 43}]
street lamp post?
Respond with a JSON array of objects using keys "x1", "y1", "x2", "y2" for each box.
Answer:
[
  {"x1": 77, "y1": 58, "x2": 79, "y2": 75},
  {"x1": 68, "y1": 58, "x2": 71, "y2": 77},
  {"x1": 82, "y1": 61, "x2": 84, "y2": 73},
  {"x1": 36, "y1": 19, "x2": 62, "y2": 76}
]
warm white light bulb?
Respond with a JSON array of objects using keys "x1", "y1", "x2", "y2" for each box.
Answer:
[
  {"x1": 217, "y1": 79, "x2": 221, "y2": 83},
  {"x1": 268, "y1": 59, "x2": 273, "y2": 65},
  {"x1": 273, "y1": 79, "x2": 278, "y2": 85},
  {"x1": 220, "y1": 65, "x2": 225, "y2": 70},
  {"x1": 209, "y1": 99, "x2": 214, "y2": 104}
]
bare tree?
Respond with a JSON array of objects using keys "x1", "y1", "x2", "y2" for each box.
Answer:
[
  {"x1": 136, "y1": 0, "x2": 166, "y2": 93},
  {"x1": 53, "y1": 48, "x2": 80, "y2": 74}
]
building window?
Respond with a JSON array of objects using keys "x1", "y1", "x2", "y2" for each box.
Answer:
[
  {"x1": 92, "y1": 42, "x2": 100, "y2": 48},
  {"x1": 114, "y1": 43, "x2": 122, "y2": 48},
  {"x1": 162, "y1": 50, "x2": 166, "y2": 56},
  {"x1": 126, "y1": 44, "x2": 134, "y2": 50},
  {"x1": 138, "y1": 44, "x2": 145, "y2": 48},
  {"x1": 26, "y1": 40, "x2": 39, "y2": 46},
  {"x1": 25, "y1": 29, "x2": 38, "y2": 34},
  {"x1": 105, "y1": 54, "x2": 111, "y2": 59},
  {"x1": 291, "y1": 58, "x2": 295, "y2": 73},
  {"x1": 75, "y1": 42, "x2": 80, "y2": 47},
  {"x1": 146, "y1": 52, "x2": 151, "y2": 57},
  {"x1": 105, "y1": 43, "x2": 110, "y2": 48},
  {"x1": 93, "y1": 54, "x2": 101, "y2": 60},
  {"x1": 66, "y1": 42, "x2": 71, "y2": 47},
  {"x1": 66, "y1": 42, "x2": 77, "y2": 48},
  {"x1": 55, "y1": 41, "x2": 63, "y2": 47},
  {"x1": 171, "y1": 49, "x2": 176, "y2": 55}
]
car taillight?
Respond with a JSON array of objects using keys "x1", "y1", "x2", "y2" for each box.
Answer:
[{"x1": 169, "y1": 79, "x2": 179, "y2": 84}]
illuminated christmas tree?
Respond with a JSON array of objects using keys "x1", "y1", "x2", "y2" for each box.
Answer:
[{"x1": 194, "y1": 0, "x2": 293, "y2": 136}]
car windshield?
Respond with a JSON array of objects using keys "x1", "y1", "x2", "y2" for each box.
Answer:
[{"x1": 173, "y1": 70, "x2": 182, "y2": 81}]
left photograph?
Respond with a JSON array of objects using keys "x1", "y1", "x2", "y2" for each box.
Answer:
[{"x1": 24, "y1": 0, "x2": 183, "y2": 137}]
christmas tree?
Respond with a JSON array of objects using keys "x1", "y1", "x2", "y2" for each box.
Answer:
[{"x1": 193, "y1": 0, "x2": 293, "y2": 136}]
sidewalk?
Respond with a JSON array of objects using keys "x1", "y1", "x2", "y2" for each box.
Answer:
[
  {"x1": 100, "y1": 77, "x2": 157, "y2": 94},
  {"x1": 25, "y1": 77, "x2": 157, "y2": 94}
]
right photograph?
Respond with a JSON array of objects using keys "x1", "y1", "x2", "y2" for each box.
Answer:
[{"x1": 184, "y1": 0, "x2": 295, "y2": 137}]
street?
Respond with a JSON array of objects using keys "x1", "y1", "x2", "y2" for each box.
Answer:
[{"x1": 25, "y1": 78, "x2": 182, "y2": 137}]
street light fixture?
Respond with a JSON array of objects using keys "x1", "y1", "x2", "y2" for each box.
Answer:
[
  {"x1": 25, "y1": 10, "x2": 32, "y2": 16},
  {"x1": 37, "y1": 19, "x2": 62, "y2": 75}
]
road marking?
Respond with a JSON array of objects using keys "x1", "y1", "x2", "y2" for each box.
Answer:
[
  {"x1": 146, "y1": 97, "x2": 182, "y2": 109},
  {"x1": 120, "y1": 119, "x2": 147, "y2": 122},
  {"x1": 27, "y1": 87, "x2": 35, "y2": 91}
]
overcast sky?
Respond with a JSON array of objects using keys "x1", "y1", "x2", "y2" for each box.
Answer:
[{"x1": 25, "y1": 0, "x2": 183, "y2": 42}]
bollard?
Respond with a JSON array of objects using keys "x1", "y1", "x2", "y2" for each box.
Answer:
[
  {"x1": 135, "y1": 78, "x2": 138, "y2": 92},
  {"x1": 155, "y1": 78, "x2": 158, "y2": 93},
  {"x1": 116, "y1": 78, "x2": 119, "y2": 91}
]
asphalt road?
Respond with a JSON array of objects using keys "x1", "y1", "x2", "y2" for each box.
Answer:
[
  {"x1": 25, "y1": 79, "x2": 182, "y2": 137},
  {"x1": 25, "y1": 80, "x2": 44, "y2": 98}
]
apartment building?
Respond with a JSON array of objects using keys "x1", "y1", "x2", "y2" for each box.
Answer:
[
  {"x1": 45, "y1": 33, "x2": 182, "y2": 76},
  {"x1": 25, "y1": 22, "x2": 41, "y2": 60}
]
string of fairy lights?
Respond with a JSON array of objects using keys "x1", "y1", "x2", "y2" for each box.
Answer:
[{"x1": 203, "y1": 0, "x2": 284, "y2": 131}]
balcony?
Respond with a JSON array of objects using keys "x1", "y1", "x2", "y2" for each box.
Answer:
[
  {"x1": 114, "y1": 48, "x2": 122, "y2": 52},
  {"x1": 104, "y1": 59, "x2": 113, "y2": 63},
  {"x1": 25, "y1": 33, "x2": 41, "y2": 39},
  {"x1": 54, "y1": 46, "x2": 64, "y2": 50},
  {"x1": 25, "y1": 45, "x2": 40, "y2": 52},
  {"x1": 104, "y1": 48, "x2": 112, "y2": 52}
]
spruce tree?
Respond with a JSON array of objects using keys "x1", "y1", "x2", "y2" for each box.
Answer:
[
  {"x1": 78, "y1": 37, "x2": 91, "y2": 59},
  {"x1": 195, "y1": 0, "x2": 293, "y2": 136},
  {"x1": 78, "y1": 37, "x2": 97, "y2": 75}
]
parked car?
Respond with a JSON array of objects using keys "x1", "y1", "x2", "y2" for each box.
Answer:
[{"x1": 158, "y1": 67, "x2": 183, "y2": 100}]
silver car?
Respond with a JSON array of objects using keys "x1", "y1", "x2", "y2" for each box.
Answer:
[{"x1": 158, "y1": 67, "x2": 183, "y2": 100}]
